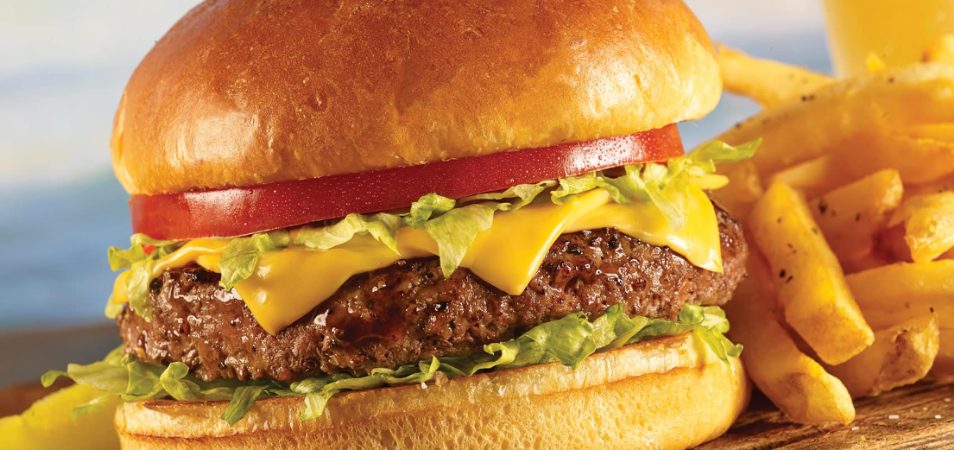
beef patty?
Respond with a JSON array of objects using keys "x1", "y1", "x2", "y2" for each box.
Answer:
[{"x1": 117, "y1": 209, "x2": 747, "y2": 382}]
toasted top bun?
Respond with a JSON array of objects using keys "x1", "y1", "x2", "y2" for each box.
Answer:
[
  {"x1": 115, "y1": 333, "x2": 748, "y2": 450},
  {"x1": 111, "y1": 0, "x2": 721, "y2": 195}
]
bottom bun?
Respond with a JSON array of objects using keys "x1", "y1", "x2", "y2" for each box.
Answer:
[{"x1": 115, "y1": 333, "x2": 749, "y2": 450}]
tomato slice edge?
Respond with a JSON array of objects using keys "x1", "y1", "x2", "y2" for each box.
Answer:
[{"x1": 130, "y1": 125, "x2": 683, "y2": 239}]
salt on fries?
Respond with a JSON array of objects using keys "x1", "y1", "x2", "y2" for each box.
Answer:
[
  {"x1": 717, "y1": 45, "x2": 833, "y2": 108},
  {"x1": 719, "y1": 63, "x2": 954, "y2": 186},
  {"x1": 724, "y1": 258, "x2": 855, "y2": 425},
  {"x1": 811, "y1": 169, "x2": 903, "y2": 270},
  {"x1": 848, "y1": 261, "x2": 954, "y2": 378},
  {"x1": 714, "y1": 39, "x2": 954, "y2": 424},
  {"x1": 924, "y1": 34, "x2": 954, "y2": 66},
  {"x1": 749, "y1": 182, "x2": 873, "y2": 365}
]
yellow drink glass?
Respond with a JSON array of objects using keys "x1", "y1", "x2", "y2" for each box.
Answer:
[{"x1": 822, "y1": 0, "x2": 954, "y2": 76}]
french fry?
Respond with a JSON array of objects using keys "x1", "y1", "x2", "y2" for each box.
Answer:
[
  {"x1": 902, "y1": 122, "x2": 954, "y2": 142},
  {"x1": 715, "y1": 47, "x2": 954, "y2": 409},
  {"x1": 831, "y1": 124, "x2": 954, "y2": 186},
  {"x1": 887, "y1": 192, "x2": 954, "y2": 262},
  {"x1": 748, "y1": 181, "x2": 873, "y2": 365},
  {"x1": 725, "y1": 257, "x2": 855, "y2": 425},
  {"x1": 718, "y1": 64, "x2": 954, "y2": 182},
  {"x1": 717, "y1": 45, "x2": 833, "y2": 108},
  {"x1": 874, "y1": 224, "x2": 910, "y2": 264},
  {"x1": 810, "y1": 169, "x2": 903, "y2": 265},
  {"x1": 843, "y1": 252, "x2": 893, "y2": 274},
  {"x1": 827, "y1": 314, "x2": 939, "y2": 398},
  {"x1": 710, "y1": 159, "x2": 763, "y2": 217},
  {"x1": 768, "y1": 155, "x2": 843, "y2": 199},
  {"x1": 934, "y1": 328, "x2": 954, "y2": 378},
  {"x1": 923, "y1": 33, "x2": 954, "y2": 65},
  {"x1": 943, "y1": 248, "x2": 954, "y2": 260},
  {"x1": 847, "y1": 260, "x2": 954, "y2": 329},
  {"x1": 847, "y1": 261, "x2": 954, "y2": 378},
  {"x1": 907, "y1": 166, "x2": 954, "y2": 197}
]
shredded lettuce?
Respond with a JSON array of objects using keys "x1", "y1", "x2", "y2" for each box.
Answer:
[
  {"x1": 221, "y1": 386, "x2": 268, "y2": 425},
  {"x1": 404, "y1": 194, "x2": 520, "y2": 275},
  {"x1": 461, "y1": 180, "x2": 556, "y2": 211},
  {"x1": 106, "y1": 234, "x2": 180, "y2": 271},
  {"x1": 689, "y1": 139, "x2": 761, "y2": 168},
  {"x1": 105, "y1": 235, "x2": 183, "y2": 320},
  {"x1": 218, "y1": 231, "x2": 290, "y2": 289},
  {"x1": 106, "y1": 246, "x2": 146, "y2": 272},
  {"x1": 550, "y1": 172, "x2": 628, "y2": 204},
  {"x1": 422, "y1": 204, "x2": 496, "y2": 277},
  {"x1": 292, "y1": 213, "x2": 401, "y2": 253},
  {"x1": 550, "y1": 139, "x2": 761, "y2": 229},
  {"x1": 44, "y1": 304, "x2": 740, "y2": 426},
  {"x1": 123, "y1": 261, "x2": 156, "y2": 320},
  {"x1": 404, "y1": 193, "x2": 457, "y2": 227},
  {"x1": 107, "y1": 140, "x2": 759, "y2": 314}
]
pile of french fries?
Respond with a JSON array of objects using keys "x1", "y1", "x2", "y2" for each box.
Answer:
[{"x1": 714, "y1": 39, "x2": 954, "y2": 425}]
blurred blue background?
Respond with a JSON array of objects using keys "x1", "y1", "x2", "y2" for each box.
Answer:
[{"x1": 0, "y1": 0, "x2": 831, "y2": 384}]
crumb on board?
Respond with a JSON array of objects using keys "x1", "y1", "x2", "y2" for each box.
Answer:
[
  {"x1": 888, "y1": 414, "x2": 901, "y2": 420},
  {"x1": 850, "y1": 426, "x2": 860, "y2": 431},
  {"x1": 936, "y1": 415, "x2": 944, "y2": 420}
]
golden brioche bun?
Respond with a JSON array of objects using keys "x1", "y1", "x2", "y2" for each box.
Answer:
[
  {"x1": 114, "y1": 333, "x2": 748, "y2": 449},
  {"x1": 111, "y1": 0, "x2": 721, "y2": 195}
]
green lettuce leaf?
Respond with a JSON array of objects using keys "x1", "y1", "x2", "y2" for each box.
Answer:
[
  {"x1": 46, "y1": 304, "x2": 739, "y2": 426},
  {"x1": 124, "y1": 259, "x2": 156, "y2": 321},
  {"x1": 550, "y1": 140, "x2": 761, "y2": 229},
  {"x1": 106, "y1": 246, "x2": 146, "y2": 272},
  {"x1": 106, "y1": 234, "x2": 184, "y2": 320},
  {"x1": 123, "y1": 362, "x2": 165, "y2": 401},
  {"x1": 107, "y1": 234, "x2": 180, "y2": 271},
  {"x1": 422, "y1": 204, "x2": 495, "y2": 276},
  {"x1": 462, "y1": 181, "x2": 555, "y2": 211},
  {"x1": 159, "y1": 362, "x2": 200, "y2": 401},
  {"x1": 689, "y1": 138, "x2": 762, "y2": 169},
  {"x1": 405, "y1": 185, "x2": 557, "y2": 275},
  {"x1": 40, "y1": 362, "x2": 125, "y2": 394},
  {"x1": 218, "y1": 231, "x2": 290, "y2": 289},
  {"x1": 293, "y1": 213, "x2": 401, "y2": 253},
  {"x1": 404, "y1": 193, "x2": 457, "y2": 227},
  {"x1": 550, "y1": 172, "x2": 628, "y2": 204},
  {"x1": 103, "y1": 297, "x2": 125, "y2": 319},
  {"x1": 222, "y1": 386, "x2": 268, "y2": 425},
  {"x1": 292, "y1": 358, "x2": 442, "y2": 420}
]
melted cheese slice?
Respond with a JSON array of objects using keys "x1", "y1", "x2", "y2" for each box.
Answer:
[{"x1": 110, "y1": 188, "x2": 722, "y2": 334}]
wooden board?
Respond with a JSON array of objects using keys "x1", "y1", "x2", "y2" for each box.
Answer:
[
  {"x1": 702, "y1": 380, "x2": 954, "y2": 449},
  {"x1": 3, "y1": 380, "x2": 953, "y2": 447}
]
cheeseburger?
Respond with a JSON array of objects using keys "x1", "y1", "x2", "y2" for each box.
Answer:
[{"x1": 45, "y1": 0, "x2": 756, "y2": 448}]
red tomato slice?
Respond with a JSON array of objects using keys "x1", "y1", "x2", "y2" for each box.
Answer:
[{"x1": 131, "y1": 124, "x2": 683, "y2": 239}]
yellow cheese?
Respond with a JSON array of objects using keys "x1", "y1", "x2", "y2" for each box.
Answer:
[
  {"x1": 568, "y1": 186, "x2": 722, "y2": 273},
  {"x1": 107, "y1": 239, "x2": 229, "y2": 307},
  {"x1": 236, "y1": 238, "x2": 425, "y2": 334},
  {"x1": 110, "y1": 188, "x2": 723, "y2": 334},
  {"x1": 430, "y1": 189, "x2": 613, "y2": 295}
]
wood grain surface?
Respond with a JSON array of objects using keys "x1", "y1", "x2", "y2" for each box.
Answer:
[
  {"x1": 3, "y1": 379, "x2": 953, "y2": 448},
  {"x1": 703, "y1": 380, "x2": 954, "y2": 449}
]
